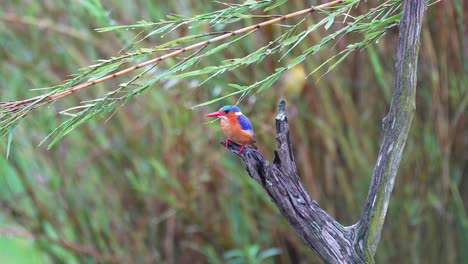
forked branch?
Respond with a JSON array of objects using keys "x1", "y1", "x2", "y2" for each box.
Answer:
[
  {"x1": 224, "y1": 101, "x2": 366, "y2": 263},
  {"x1": 224, "y1": 0, "x2": 425, "y2": 262}
]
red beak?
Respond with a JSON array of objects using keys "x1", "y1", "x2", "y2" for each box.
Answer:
[{"x1": 205, "y1": 111, "x2": 223, "y2": 117}]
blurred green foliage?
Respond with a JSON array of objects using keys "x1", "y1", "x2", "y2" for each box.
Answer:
[
  {"x1": 0, "y1": 0, "x2": 466, "y2": 263},
  {"x1": 0, "y1": 237, "x2": 48, "y2": 264}
]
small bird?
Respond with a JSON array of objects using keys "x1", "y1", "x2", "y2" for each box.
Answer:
[{"x1": 205, "y1": 105, "x2": 257, "y2": 153}]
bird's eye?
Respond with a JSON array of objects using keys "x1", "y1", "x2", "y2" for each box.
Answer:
[{"x1": 224, "y1": 110, "x2": 230, "y2": 114}]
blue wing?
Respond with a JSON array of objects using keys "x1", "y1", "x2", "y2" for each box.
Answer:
[{"x1": 238, "y1": 115, "x2": 254, "y2": 133}]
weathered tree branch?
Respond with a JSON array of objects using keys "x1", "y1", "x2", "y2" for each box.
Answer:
[
  {"x1": 357, "y1": 0, "x2": 426, "y2": 260},
  {"x1": 223, "y1": 0, "x2": 425, "y2": 263},
  {"x1": 225, "y1": 102, "x2": 365, "y2": 263}
]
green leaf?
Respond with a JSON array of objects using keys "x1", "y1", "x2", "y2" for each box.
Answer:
[
  {"x1": 87, "y1": 62, "x2": 123, "y2": 82},
  {"x1": 326, "y1": 50, "x2": 351, "y2": 73},
  {"x1": 96, "y1": 20, "x2": 157, "y2": 32},
  {"x1": 264, "y1": 0, "x2": 287, "y2": 12},
  {"x1": 246, "y1": 245, "x2": 260, "y2": 257},
  {"x1": 324, "y1": 15, "x2": 335, "y2": 30},
  {"x1": 257, "y1": 70, "x2": 283, "y2": 93},
  {"x1": 287, "y1": 54, "x2": 306, "y2": 69},
  {"x1": 282, "y1": 35, "x2": 300, "y2": 47},
  {"x1": 224, "y1": 249, "x2": 244, "y2": 259},
  {"x1": 258, "y1": 248, "x2": 282, "y2": 260},
  {"x1": 204, "y1": 42, "x2": 231, "y2": 56},
  {"x1": 228, "y1": 83, "x2": 245, "y2": 90},
  {"x1": 171, "y1": 66, "x2": 219, "y2": 79},
  {"x1": 6, "y1": 127, "x2": 13, "y2": 160}
]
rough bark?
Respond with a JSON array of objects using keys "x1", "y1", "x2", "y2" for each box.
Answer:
[
  {"x1": 223, "y1": 0, "x2": 425, "y2": 263},
  {"x1": 357, "y1": 0, "x2": 426, "y2": 260}
]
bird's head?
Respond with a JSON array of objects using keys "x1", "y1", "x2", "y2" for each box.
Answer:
[{"x1": 205, "y1": 105, "x2": 242, "y2": 120}]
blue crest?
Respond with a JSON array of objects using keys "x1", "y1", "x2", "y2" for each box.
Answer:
[{"x1": 220, "y1": 105, "x2": 241, "y2": 113}]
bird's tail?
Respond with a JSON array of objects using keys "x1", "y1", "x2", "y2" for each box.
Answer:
[{"x1": 251, "y1": 140, "x2": 258, "y2": 149}]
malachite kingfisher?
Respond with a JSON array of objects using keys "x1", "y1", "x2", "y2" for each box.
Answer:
[{"x1": 206, "y1": 105, "x2": 257, "y2": 153}]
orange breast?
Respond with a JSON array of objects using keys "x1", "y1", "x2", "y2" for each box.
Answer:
[{"x1": 220, "y1": 118, "x2": 255, "y2": 145}]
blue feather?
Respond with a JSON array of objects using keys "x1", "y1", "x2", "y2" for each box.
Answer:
[
  {"x1": 221, "y1": 105, "x2": 241, "y2": 113},
  {"x1": 238, "y1": 115, "x2": 254, "y2": 132}
]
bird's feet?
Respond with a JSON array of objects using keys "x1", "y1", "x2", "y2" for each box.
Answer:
[
  {"x1": 225, "y1": 139, "x2": 246, "y2": 154},
  {"x1": 239, "y1": 144, "x2": 246, "y2": 153}
]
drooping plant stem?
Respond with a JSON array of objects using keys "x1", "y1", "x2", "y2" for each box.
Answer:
[{"x1": 0, "y1": 0, "x2": 343, "y2": 116}]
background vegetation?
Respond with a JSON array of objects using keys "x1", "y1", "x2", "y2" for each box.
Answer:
[{"x1": 0, "y1": 0, "x2": 466, "y2": 263}]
